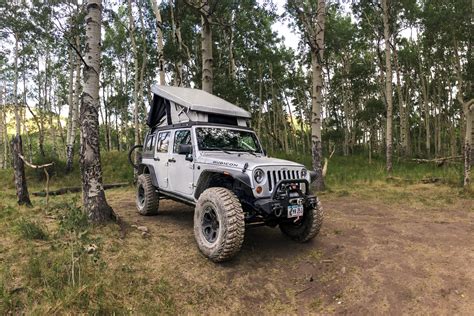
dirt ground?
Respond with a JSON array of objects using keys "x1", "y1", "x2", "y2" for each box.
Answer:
[{"x1": 106, "y1": 184, "x2": 474, "y2": 315}]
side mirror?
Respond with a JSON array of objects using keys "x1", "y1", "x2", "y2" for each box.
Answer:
[{"x1": 178, "y1": 144, "x2": 192, "y2": 155}]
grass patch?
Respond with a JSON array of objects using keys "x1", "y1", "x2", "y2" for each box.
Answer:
[
  {"x1": 273, "y1": 152, "x2": 463, "y2": 189},
  {"x1": 0, "y1": 151, "x2": 133, "y2": 192},
  {"x1": 14, "y1": 218, "x2": 48, "y2": 240}
]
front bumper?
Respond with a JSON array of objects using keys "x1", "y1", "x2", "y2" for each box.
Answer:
[{"x1": 254, "y1": 179, "x2": 318, "y2": 218}]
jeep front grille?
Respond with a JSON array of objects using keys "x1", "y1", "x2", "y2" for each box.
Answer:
[{"x1": 267, "y1": 169, "x2": 300, "y2": 192}]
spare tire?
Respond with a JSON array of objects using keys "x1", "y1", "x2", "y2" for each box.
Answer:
[{"x1": 128, "y1": 144, "x2": 143, "y2": 170}]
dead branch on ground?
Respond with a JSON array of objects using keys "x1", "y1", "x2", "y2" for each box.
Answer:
[{"x1": 18, "y1": 154, "x2": 53, "y2": 204}]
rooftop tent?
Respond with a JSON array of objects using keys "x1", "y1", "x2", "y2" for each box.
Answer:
[{"x1": 147, "y1": 85, "x2": 251, "y2": 129}]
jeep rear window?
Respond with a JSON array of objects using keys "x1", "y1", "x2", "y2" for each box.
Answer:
[
  {"x1": 156, "y1": 131, "x2": 170, "y2": 153},
  {"x1": 196, "y1": 127, "x2": 262, "y2": 153},
  {"x1": 144, "y1": 134, "x2": 155, "y2": 151}
]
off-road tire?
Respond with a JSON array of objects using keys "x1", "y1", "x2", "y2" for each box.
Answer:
[
  {"x1": 136, "y1": 174, "x2": 159, "y2": 215},
  {"x1": 194, "y1": 187, "x2": 245, "y2": 262},
  {"x1": 279, "y1": 197, "x2": 323, "y2": 242}
]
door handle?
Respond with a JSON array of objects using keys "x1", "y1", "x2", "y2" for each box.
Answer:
[
  {"x1": 154, "y1": 157, "x2": 160, "y2": 161},
  {"x1": 168, "y1": 158, "x2": 176, "y2": 163}
]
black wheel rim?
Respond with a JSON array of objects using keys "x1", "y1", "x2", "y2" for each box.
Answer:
[
  {"x1": 137, "y1": 185, "x2": 145, "y2": 207},
  {"x1": 201, "y1": 206, "x2": 219, "y2": 243}
]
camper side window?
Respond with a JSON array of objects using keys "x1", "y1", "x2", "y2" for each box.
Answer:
[{"x1": 156, "y1": 131, "x2": 170, "y2": 153}]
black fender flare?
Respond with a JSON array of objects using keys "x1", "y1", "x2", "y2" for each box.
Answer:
[
  {"x1": 194, "y1": 169, "x2": 252, "y2": 200},
  {"x1": 139, "y1": 163, "x2": 159, "y2": 187}
]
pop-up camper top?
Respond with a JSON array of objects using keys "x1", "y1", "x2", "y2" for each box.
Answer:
[{"x1": 146, "y1": 85, "x2": 251, "y2": 129}]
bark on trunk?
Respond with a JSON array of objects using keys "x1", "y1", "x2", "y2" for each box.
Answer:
[
  {"x1": 342, "y1": 57, "x2": 350, "y2": 156},
  {"x1": 420, "y1": 73, "x2": 431, "y2": 158},
  {"x1": 128, "y1": 0, "x2": 141, "y2": 179},
  {"x1": 11, "y1": 136, "x2": 31, "y2": 206},
  {"x1": 311, "y1": 50, "x2": 324, "y2": 191},
  {"x1": 169, "y1": 0, "x2": 183, "y2": 86},
  {"x1": 150, "y1": 0, "x2": 165, "y2": 85},
  {"x1": 394, "y1": 46, "x2": 408, "y2": 157},
  {"x1": 14, "y1": 34, "x2": 21, "y2": 136},
  {"x1": 200, "y1": 0, "x2": 213, "y2": 93},
  {"x1": 452, "y1": 40, "x2": 472, "y2": 187},
  {"x1": 137, "y1": 3, "x2": 148, "y2": 146},
  {"x1": 66, "y1": 36, "x2": 82, "y2": 172},
  {"x1": 80, "y1": 0, "x2": 114, "y2": 222},
  {"x1": 310, "y1": 0, "x2": 326, "y2": 191},
  {"x1": 0, "y1": 86, "x2": 4, "y2": 169},
  {"x1": 464, "y1": 107, "x2": 472, "y2": 187},
  {"x1": 66, "y1": 46, "x2": 75, "y2": 171},
  {"x1": 2, "y1": 84, "x2": 8, "y2": 168},
  {"x1": 382, "y1": 0, "x2": 393, "y2": 174}
]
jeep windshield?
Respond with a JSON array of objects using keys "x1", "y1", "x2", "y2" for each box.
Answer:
[{"x1": 196, "y1": 127, "x2": 262, "y2": 153}]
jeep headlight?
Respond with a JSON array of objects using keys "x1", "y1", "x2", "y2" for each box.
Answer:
[
  {"x1": 254, "y1": 168, "x2": 265, "y2": 184},
  {"x1": 301, "y1": 168, "x2": 308, "y2": 178}
]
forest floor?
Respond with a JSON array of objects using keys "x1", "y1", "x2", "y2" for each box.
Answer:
[
  {"x1": 105, "y1": 183, "x2": 474, "y2": 315},
  {"x1": 1, "y1": 179, "x2": 473, "y2": 314}
]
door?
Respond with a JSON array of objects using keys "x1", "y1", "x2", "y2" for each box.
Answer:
[
  {"x1": 168, "y1": 129, "x2": 194, "y2": 196},
  {"x1": 153, "y1": 131, "x2": 171, "y2": 188}
]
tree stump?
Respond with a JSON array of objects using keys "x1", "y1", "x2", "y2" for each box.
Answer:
[{"x1": 11, "y1": 135, "x2": 32, "y2": 206}]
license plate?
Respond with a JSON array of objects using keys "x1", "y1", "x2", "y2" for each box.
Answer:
[{"x1": 287, "y1": 204, "x2": 304, "y2": 218}]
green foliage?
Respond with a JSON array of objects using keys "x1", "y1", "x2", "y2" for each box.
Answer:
[
  {"x1": 52, "y1": 199, "x2": 89, "y2": 235},
  {"x1": 14, "y1": 218, "x2": 48, "y2": 240}
]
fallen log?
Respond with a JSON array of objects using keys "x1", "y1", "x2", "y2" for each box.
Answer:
[
  {"x1": 32, "y1": 182, "x2": 130, "y2": 197},
  {"x1": 411, "y1": 155, "x2": 462, "y2": 163},
  {"x1": 411, "y1": 155, "x2": 462, "y2": 167}
]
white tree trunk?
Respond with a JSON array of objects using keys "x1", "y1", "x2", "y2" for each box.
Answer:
[
  {"x1": 0, "y1": 84, "x2": 5, "y2": 169},
  {"x1": 66, "y1": 36, "x2": 82, "y2": 172},
  {"x1": 150, "y1": 0, "x2": 165, "y2": 85},
  {"x1": 66, "y1": 46, "x2": 75, "y2": 170},
  {"x1": 80, "y1": 0, "x2": 114, "y2": 222},
  {"x1": 394, "y1": 46, "x2": 408, "y2": 157},
  {"x1": 14, "y1": 34, "x2": 20, "y2": 136},
  {"x1": 169, "y1": 0, "x2": 183, "y2": 86},
  {"x1": 201, "y1": 0, "x2": 213, "y2": 93},
  {"x1": 310, "y1": 0, "x2": 326, "y2": 191},
  {"x1": 128, "y1": 0, "x2": 140, "y2": 148},
  {"x1": 382, "y1": 0, "x2": 393, "y2": 173}
]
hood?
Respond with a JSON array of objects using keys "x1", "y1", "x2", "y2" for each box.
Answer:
[{"x1": 198, "y1": 152, "x2": 303, "y2": 171}]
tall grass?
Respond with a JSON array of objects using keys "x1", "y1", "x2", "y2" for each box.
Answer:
[
  {"x1": 0, "y1": 151, "x2": 134, "y2": 191},
  {"x1": 272, "y1": 152, "x2": 463, "y2": 188}
]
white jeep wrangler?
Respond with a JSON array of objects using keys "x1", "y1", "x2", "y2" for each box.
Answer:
[{"x1": 132, "y1": 85, "x2": 323, "y2": 262}]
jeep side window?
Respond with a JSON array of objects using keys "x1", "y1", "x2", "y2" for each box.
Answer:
[
  {"x1": 156, "y1": 131, "x2": 170, "y2": 153},
  {"x1": 144, "y1": 133, "x2": 155, "y2": 151},
  {"x1": 173, "y1": 130, "x2": 191, "y2": 153}
]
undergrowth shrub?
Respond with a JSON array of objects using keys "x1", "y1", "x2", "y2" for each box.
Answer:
[
  {"x1": 14, "y1": 218, "x2": 48, "y2": 240},
  {"x1": 56, "y1": 200, "x2": 89, "y2": 235}
]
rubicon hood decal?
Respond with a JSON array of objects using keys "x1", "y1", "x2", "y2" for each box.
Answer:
[
  {"x1": 199, "y1": 153, "x2": 303, "y2": 171},
  {"x1": 211, "y1": 160, "x2": 239, "y2": 168}
]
